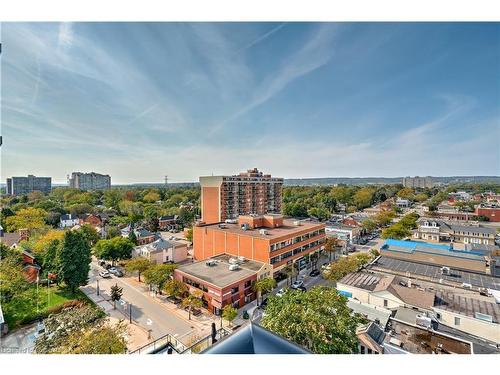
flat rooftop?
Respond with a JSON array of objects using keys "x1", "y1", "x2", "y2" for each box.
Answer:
[
  {"x1": 177, "y1": 254, "x2": 264, "y2": 288},
  {"x1": 382, "y1": 239, "x2": 486, "y2": 262},
  {"x1": 385, "y1": 319, "x2": 471, "y2": 354},
  {"x1": 339, "y1": 272, "x2": 394, "y2": 292},
  {"x1": 197, "y1": 219, "x2": 324, "y2": 240},
  {"x1": 369, "y1": 256, "x2": 500, "y2": 290}
]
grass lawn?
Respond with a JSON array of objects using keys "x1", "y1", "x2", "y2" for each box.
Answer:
[{"x1": 3, "y1": 284, "x2": 89, "y2": 330}]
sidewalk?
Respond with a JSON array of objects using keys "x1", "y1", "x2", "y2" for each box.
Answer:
[
  {"x1": 81, "y1": 283, "x2": 155, "y2": 350},
  {"x1": 118, "y1": 276, "x2": 223, "y2": 343}
]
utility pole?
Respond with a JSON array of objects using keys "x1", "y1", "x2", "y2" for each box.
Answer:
[{"x1": 164, "y1": 175, "x2": 168, "y2": 188}]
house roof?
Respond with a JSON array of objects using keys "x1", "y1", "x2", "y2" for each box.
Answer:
[
  {"x1": 387, "y1": 284, "x2": 435, "y2": 310},
  {"x1": 434, "y1": 290, "x2": 500, "y2": 324},
  {"x1": 159, "y1": 215, "x2": 177, "y2": 221},
  {"x1": 0, "y1": 232, "x2": 22, "y2": 247},
  {"x1": 339, "y1": 271, "x2": 435, "y2": 310},
  {"x1": 60, "y1": 214, "x2": 77, "y2": 221},
  {"x1": 134, "y1": 228, "x2": 154, "y2": 238},
  {"x1": 339, "y1": 272, "x2": 395, "y2": 292}
]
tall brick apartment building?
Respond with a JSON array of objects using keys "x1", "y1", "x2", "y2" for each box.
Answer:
[{"x1": 199, "y1": 168, "x2": 283, "y2": 224}]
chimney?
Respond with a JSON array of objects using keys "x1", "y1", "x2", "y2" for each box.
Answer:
[{"x1": 18, "y1": 228, "x2": 29, "y2": 241}]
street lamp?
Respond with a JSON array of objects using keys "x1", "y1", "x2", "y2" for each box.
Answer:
[{"x1": 97, "y1": 278, "x2": 100, "y2": 296}]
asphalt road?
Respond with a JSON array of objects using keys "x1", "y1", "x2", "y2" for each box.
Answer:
[{"x1": 87, "y1": 262, "x2": 194, "y2": 341}]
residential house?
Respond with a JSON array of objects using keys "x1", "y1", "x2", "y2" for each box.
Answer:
[
  {"x1": 0, "y1": 226, "x2": 28, "y2": 248},
  {"x1": 158, "y1": 215, "x2": 179, "y2": 230},
  {"x1": 133, "y1": 237, "x2": 188, "y2": 264},
  {"x1": 59, "y1": 214, "x2": 79, "y2": 228}
]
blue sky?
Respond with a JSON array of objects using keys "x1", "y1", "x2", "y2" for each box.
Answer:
[{"x1": 1, "y1": 22, "x2": 499, "y2": 183}]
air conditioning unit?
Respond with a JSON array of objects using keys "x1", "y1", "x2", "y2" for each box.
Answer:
[
  {"x1": 229, "y1": 264, "x2": 240, "y2": 271},
  {"x1": 205, "y1": 260, "x2": 217, "y2": 267},
  {"x1": 229, "y1": 258, "x2": 239, "y2": 265},
  {"x1": 293, "y1": 220, "x2": 302, "y2": 226},
  {"x1": 238, "y1": 256, "x2": 246, "y2": 262},
  {"x1": 225, "y1": 219, "x2": 237, "y2": 224},
  {"x1": 259, "y1": 229, "x2": 268, "y2": 235}
]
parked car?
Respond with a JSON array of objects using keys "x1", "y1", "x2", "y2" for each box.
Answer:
[
  {"x1": 99, "y1": 260, "x2": 106, "y2": 267},
  {"x1": 309, "y1": 269, "x2": 320, "y2": 277},
  {"x1": 479, "y1": 288, "x2": 491, "y2": 297},
  {"x1": 296, "y1": 286, "x2": 307, "y2": 292},
  {"x1": 276, "y1": 288, "x2": 286, "y2": 297},
  {"x1": 461, "y1": 283, "x2": 472, "y2": 289},
  {"x1": 108, "y1": 267, "x2": 124, "y2": 277},
  {"x1": 99, "y1": 270, "x2": 111, "y2": 278},
  {"x1": 291, "y1": 280, "x2": 304, "y2": 289}
]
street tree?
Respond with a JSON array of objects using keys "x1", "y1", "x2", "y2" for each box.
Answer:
[
  {"x1": 260, "y1": 286, "x2": 363, "y2": 353},
  {"x1": 222, "y1": 305, "x2": 238, "y2": 327},
  {"x1": 93, "y1": 237, "x2": 134, "y2": 265},
  {"x1": 282, "y1": 264, "x2": 297, "y2": 286},
  {"x1": 124, "y1": 257, "x2": 152, "y2": 282},
  {"x1": 253, "y1": 277, "x2": 276, "y2": 305},
  {"x1": 143, "y1": 263, "x2": 177, "y2": 293},
  {"x1": 110, "y1": 283, "x2": 123, "y2": 309},
  {"x1": 182, "y1": 290, "x2": 203, "y2": 320},
  {"x1": 164, "y1": 279, "x2": 188, "y2": 298},
  {"x1": 324, "y1": 237, "x2": 340, "y2": 261},
  {"x1": 58, "y1": 230, "x2": 92, "y2": 293}
]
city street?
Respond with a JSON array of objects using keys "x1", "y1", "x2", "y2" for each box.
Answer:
[{"x1": 82, "y1": 261, "x2": 195, "y2": 341}]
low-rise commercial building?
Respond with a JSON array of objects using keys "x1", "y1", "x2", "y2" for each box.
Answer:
[
  {"x1": 325, "y1": 223, "x2": 361, "y2": 244},
  {"x1": 413, "y1": 218, "x2": 496, "y2": 245},
  {"x1": 174, "y1": 254, "x2": 272, "y2": 314},
  {"x1": 433, "y1": 290, "x2": 500, "y2": 343},
  {"x1": 475, "y1": 204, "x2": 500, "y2": 222},
  {"x1": 193, "y1": 214, "x2": 325, "y2": 276},
  {"x1": 402, "y1": 176, "x2": 433, "y2": 189},
  {"x1": 380, "y1": 239, "x2": 494, "y2": 275},
  {"x1": 337, "y1": 271, "x2": 436, "y2": 312}
]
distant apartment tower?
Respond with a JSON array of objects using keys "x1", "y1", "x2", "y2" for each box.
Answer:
[
  {"x1": 200, "y1": 168, "x2": 283, "y2": 224},
  {"x1": 69, "y1": 172, "x2": 111, "y2": 191},
  {"x1": 6, "y1": 175, "x2": 51, "y2": 195},
  {"x1": 402, "y1": 176, "x2": 433, "y2": 189}
]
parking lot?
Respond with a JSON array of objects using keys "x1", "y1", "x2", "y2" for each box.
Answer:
[{"x1": 371, "y1": 256, "x2": 500, "y2": 290}]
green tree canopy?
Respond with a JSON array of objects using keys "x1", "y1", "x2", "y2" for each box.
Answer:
[
  {"x1": 261, "y1": 286, "x2": 363, "y2": 353},
  {"x1": 124, "y1": 257, "x2": 152, "y2": 282},
  {"x1": 93, "y1": 237, "x2": 134, "y2": 265},
  {"x1": 143, "y1": 263, "x2": 177, "y2": 291},
  {"x1": 4, "y1": 207, "x2": 48, "y2": 232},
  {"x1": 58, "y1": 230, "x2": 92, "y2": 293}
]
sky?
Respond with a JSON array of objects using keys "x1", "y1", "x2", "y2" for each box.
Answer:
[{"x1": 1, "y1": 22, "x2": 499, "y2": 184}]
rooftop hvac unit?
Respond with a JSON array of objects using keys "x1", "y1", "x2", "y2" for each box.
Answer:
[
  {"x1": 229, "y1": 258, "x2": 239, "y2": 265},
  {"x1": 238, "y1": 256, "x2": 246, "y2": 262},
  {"x1": 205, "y1": 260, "x2": 217, "y2": 267},
  {"x1": 225, "y1": 219, "x2": 237, "y2": 224},
  {"x1": 218, "y1": 224, "x2": 227, "y2": 229},
  {"x1": 293, "y1": 221, "x2": 302, "y2": 226},
  {"x1": 229, "y1": 264, "x2": 240, "y2": 271},
  {"x1": 259, "y1": 229, "x2": 268, "y2": 235}
]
